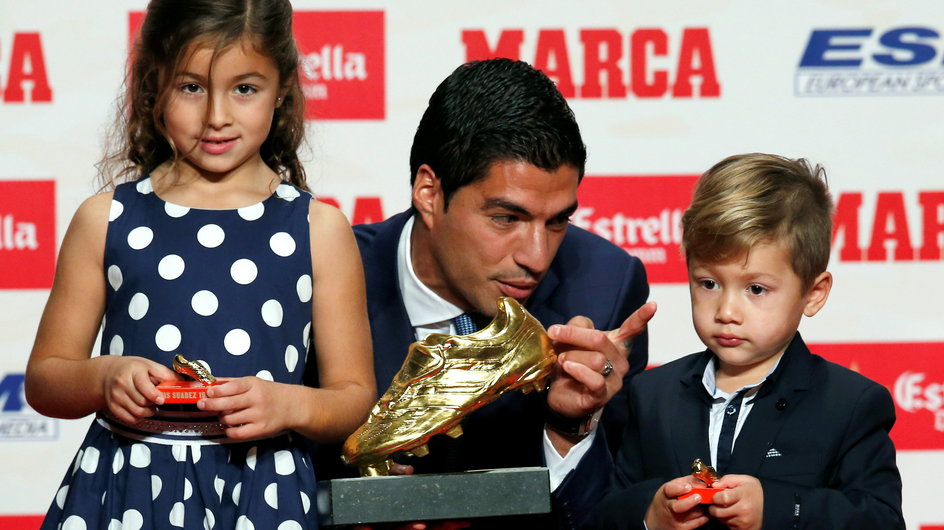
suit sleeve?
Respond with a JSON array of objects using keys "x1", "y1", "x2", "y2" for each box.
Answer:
[
  {"x1": 584, "y1": 377, "x2": 666, "y2": 529},
  {"x1": 601, "y1": 255, "x2": 649, "y2": 454},
  {"x1": 759, "y1": 382, "x2": 904, "y2": 529}
]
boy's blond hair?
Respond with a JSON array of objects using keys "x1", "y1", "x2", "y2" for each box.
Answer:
[{"x1": 681, "y1": 153, "x2": 833, "y2": 287}]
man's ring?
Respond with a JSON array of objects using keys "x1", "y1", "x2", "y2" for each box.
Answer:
[{"x1": 601, "y1": 359, "x2": 614, "y2": 377}]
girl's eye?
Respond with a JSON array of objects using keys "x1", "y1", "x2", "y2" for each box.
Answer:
[
  {"x1": 699, "y1": 279, "x2": 718, "y2": 290},
  {"x1": 748, "y1": 284, "x2": 767, "y2": 295},
  {"x1": 180, "y1": 83, "x2": 202, "y2": 94},
  {"x1": 235, "y1": 84, "x2": 257, "y2": 96}
]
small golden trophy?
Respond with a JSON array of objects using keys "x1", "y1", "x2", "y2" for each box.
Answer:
[
  {"x1": 157, "y1": 354, "x2": 220, "y2": 404},
  {"x1": 341, "y1": 297, "x2": 557, "y2": 476},
  {"x1": 678, "y1": 458, "x2": 724, "y2": 504}
]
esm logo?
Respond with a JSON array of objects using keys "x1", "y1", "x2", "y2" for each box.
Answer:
[
  {"x1": 796, "y1": 26, "x2": 944, "y2": 96},
  {"x1": 463, "y1": 28, "x2": 720, "y2": 99}
]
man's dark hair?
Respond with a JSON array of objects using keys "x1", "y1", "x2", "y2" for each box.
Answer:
[{"x1": 409, "y1": 58, "x2": 586, "y2": 207}]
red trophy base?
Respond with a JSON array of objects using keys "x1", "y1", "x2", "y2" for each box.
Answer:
[
  {"x1": 158, "y1": 380, "x2": 219, "y2": 404},
  {"x1": 679, "y1": 487, "x2": 723, "y2": 504}
]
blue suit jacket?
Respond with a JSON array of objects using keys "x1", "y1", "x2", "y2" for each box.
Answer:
[
  {"x1": 590, "y1": 334, "x2": 904, "y2": 529},
  {"x1": 349, "y1": 210, "x2": 650, "y2": 526}
]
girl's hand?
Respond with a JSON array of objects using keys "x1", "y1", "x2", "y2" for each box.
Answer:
[
  {"x1": 198, "y1": 377, "x2": 293, "y2": 440},
  {"x1": 100, "y1": 356, "x2": 179, "y2": 424}
]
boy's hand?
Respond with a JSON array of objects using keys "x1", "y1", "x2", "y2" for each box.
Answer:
[
  {"x1": 644, "y1": 476, "x2": 711, "y2": 529},
  {"x1": 708, "y1": 474, "x2": 764, "y2": 530}
]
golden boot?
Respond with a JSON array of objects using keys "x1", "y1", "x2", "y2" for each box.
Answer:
[{"x1": 342, "y1": 297, "x2": 557, "y2": 476}]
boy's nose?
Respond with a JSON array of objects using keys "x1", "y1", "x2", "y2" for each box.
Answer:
[{"x1": 715, "y1": 291, "x2": 741, "y2": 324}]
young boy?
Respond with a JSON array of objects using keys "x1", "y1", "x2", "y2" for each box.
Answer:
[{"x1": 590, "y1": 153, "x2": 904, "y2": 529}]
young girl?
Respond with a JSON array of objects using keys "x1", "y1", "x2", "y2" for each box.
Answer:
[{"x1": 25, "y1": 1, "x2": 375, "y2": 528}]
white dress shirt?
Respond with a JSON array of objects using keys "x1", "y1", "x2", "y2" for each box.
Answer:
[{"x1": 396, "y1": 215, "x2": 596, "y2": 490}]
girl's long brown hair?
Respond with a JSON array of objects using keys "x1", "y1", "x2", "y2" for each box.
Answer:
[{"x1": 98, "y1": 0, "x2": 308, "y2": 190}]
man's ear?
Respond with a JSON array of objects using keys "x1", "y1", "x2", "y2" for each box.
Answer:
[
  {"x1": 803, "y1": 271, "x2": 832, "y2": 317},
  {"x1": 412, "y1": 164, "x2": 443, "y2": 228}
]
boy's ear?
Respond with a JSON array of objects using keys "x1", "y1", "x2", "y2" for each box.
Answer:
[
  {"x1": 803, "y1": 271, "x2": 832, "y2": 317},
  {"x1": 412, "y1": 164, "x2": 444, "y2": 229}
]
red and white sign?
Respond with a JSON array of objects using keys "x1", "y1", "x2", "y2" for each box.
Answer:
[
  {"x1": 810, "y1": 341, "x2": 944, "y2": 451},
  {"x1": 0, "y1": 180, "x2": 56, "y2": 289},
  {"x1": 0, "y1": 32, "x2": 52, "y2": 103},
  {"x1": 833, "y1": 190, "x2": 944, "y2": 262},
  {"x1": 575, "y1": 175, "x2": 697, "y2": 283},
  {"x1": 294, "y1": 11, "x2": 385, "y2": 120},
  {"x1": 462, "y1": 27, "x2": 721, "y2": 99}
]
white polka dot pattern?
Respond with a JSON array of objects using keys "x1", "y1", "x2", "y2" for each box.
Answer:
[{"x1": 50, "y1": 180, "x2": 317, "y2": 528}]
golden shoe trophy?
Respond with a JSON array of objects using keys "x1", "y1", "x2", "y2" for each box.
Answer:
[
  {"x1": 157, "y1": 354, "x2": 220, "y2": 404},
  {"x1": 678, "y1": 458, "x2": 724, "y2": 504},
  {"x1": 342, "y1": 297, "x2": 557, "y2": 477}
]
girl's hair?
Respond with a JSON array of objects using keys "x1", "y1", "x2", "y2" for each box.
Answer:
[{"x1": 98, "y1": 0, "x2": 307, "y2": 190}]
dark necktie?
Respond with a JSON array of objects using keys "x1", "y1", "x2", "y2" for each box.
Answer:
[
  {"x1": 715, "y1": 389, "x2": 748, "y2": 474},
  {"x1": 451, "y1": 313, "x2": 478, "y2": 335}
]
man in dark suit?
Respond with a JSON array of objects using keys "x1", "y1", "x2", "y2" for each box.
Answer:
[
  {"x1": 589, "y1": 153, "x2": 903, "y2": 529},
  {"x1": 350, "y1": 58, "x2": 654, "y2": 526}
]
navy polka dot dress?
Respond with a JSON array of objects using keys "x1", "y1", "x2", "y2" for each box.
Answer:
[{"x1": 42, "y1": 177, "x2": 320, "y2": 529}]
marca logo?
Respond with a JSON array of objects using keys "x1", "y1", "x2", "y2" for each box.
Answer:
[
  {"x1": 796, "y1": 27, "x2": 944, "y2": 96},
  {"x1": 832, "y1": 190, "x2": 944, "y2": 262},
  {"x1": 574, "y1": 176, "x2": 697, "y2": 283},
  {"x1": 809, "y1": 341, "x2": 944, "y2": 450},
  {"x1": 462, "y1": 28, "x2": 720, "y2": 99},
  {"x1": 0, "y1": 180, "x2": 56, "y2": 289},
  {"x1": 129, "y1": 11, "x2": 385, "y2": 120},
  {"x1": 317, "y1": 195, "x2": 385, "y2": 225},
  {"x1": 0, "y1": 32, "x2": 52, "y2": 103},
  {"x1": 294, "y1": 11, "x2": 385, "y2": 120},
  {"x1": 0, "y1": 373, "x2": 57, "y2": 441}
]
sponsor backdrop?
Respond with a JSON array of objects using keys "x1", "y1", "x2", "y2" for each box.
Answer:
[{"x1": 0, "y1": 1, "x2": 940, "y2": 527}]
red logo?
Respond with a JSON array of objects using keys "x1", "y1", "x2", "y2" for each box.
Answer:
[
  {"x1": 317, "y1": 196, "x2": 385, "y2": 225},
  {"x1": 0, "y1": 181, "x2": 56, "y2": 289},
  {"x1": 1, "y1": 32, "x2": 52, "y2": 103},
  {"x1": 129, "y1": 11, "x2": 386, "y2": 120},
  {"x1": 462, "y1": 28, "x2": 720, "y2": 99},
  {"x1": 809, "y1": 341, "x2": 944, "y2": 450},
  {"x1": 575, "y1": 176, "x2": 697, "y2": 284},
  {"x1": 294, "y1": 11, "x2": 385, "y2": 120},
  {"x1": 833, "y1": 190, "x2": 944, "y2": 262}
]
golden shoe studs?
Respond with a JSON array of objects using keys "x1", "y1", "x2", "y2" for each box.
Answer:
[
  {"x1": 341, "y1": 297, "x2": 557, "y2": 477},
  {"x1": 173, "y1": 354, "x2": 216, "y2": 384}
]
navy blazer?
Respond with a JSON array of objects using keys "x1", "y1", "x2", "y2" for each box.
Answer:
[
  {"x1": 590, "y1": 334, "x2": 904, "y2": 529},
  {"x1": 348, "y1": 210, "x2": 649, "y2": 526}
]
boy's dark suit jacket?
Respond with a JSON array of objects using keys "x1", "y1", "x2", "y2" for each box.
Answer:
[
  {"x1": 312, "y1": 210, "x2": 649, "y2": 527},
  {"x1": 590, "y1": 333, "x2": 904, "y2": 529}
]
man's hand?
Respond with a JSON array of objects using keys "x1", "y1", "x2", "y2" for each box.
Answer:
[
  {"x1": 708, "y1": 474, "x2": 764, "y2": 530},
  {"x1": 644, "y1": 476, "x2": 711, "y2": 530},
  {"x1": 546, "y1": 301, "x2": 656, "y2": 419}
]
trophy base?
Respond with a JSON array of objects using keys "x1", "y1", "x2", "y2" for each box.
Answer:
[
  {"x1": 157, "y1": 380, "x2": 218, "y2": 404},
  {"x1": 679, "y1": 487, "x2": 724, "y2": 504},
  {"x1": 317, "y1": 467, "x2": 550, "y2": 526}
]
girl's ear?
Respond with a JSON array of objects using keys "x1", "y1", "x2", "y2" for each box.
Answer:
[{"x1": 803, "y1": 271, "x2": 832, "y2": 317}]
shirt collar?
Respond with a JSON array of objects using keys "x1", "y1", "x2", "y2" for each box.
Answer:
[
  {"x1": 701, "y1": 352, "x2": 784, "y2": 400},
  {"x1": 397, "y1": 215, "x2": 465, "y2": 328}
]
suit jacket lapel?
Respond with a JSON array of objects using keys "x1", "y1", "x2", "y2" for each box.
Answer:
[
  {"x1": 672, "y1": 353, "x2": 714, "y2": 475},
  {"x1": 526, "y1": 263, "x2": 567, "y2": 326},
  {"x1": 728, "y1": 333, "x2": 813, "y2": 476},
  {"x1": 359, "y1": 211, "x2": 420, "y2": 394}
]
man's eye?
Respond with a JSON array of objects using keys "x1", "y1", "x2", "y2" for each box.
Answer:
[{"x1": 492, "y1": 215, "x2": 516, "y2": 224}]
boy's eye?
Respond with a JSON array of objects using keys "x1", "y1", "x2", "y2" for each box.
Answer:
[
  {"x1": 699, "y1": 279, "x2": 718, "y2": 290},
  {"x1": 235, "y1": 84, "x2": 257, "y2": 96},
  {"x1": 748, "y1": 284, "x2": 767, "y2": 295}
]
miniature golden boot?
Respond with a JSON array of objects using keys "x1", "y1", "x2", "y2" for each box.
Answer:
[
  {"x1": 342, "y1": 297, "x2": 557, "y2": 476},
  {"x1": 173, "y1": 354, "x2": 216, "y2": 384}
]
